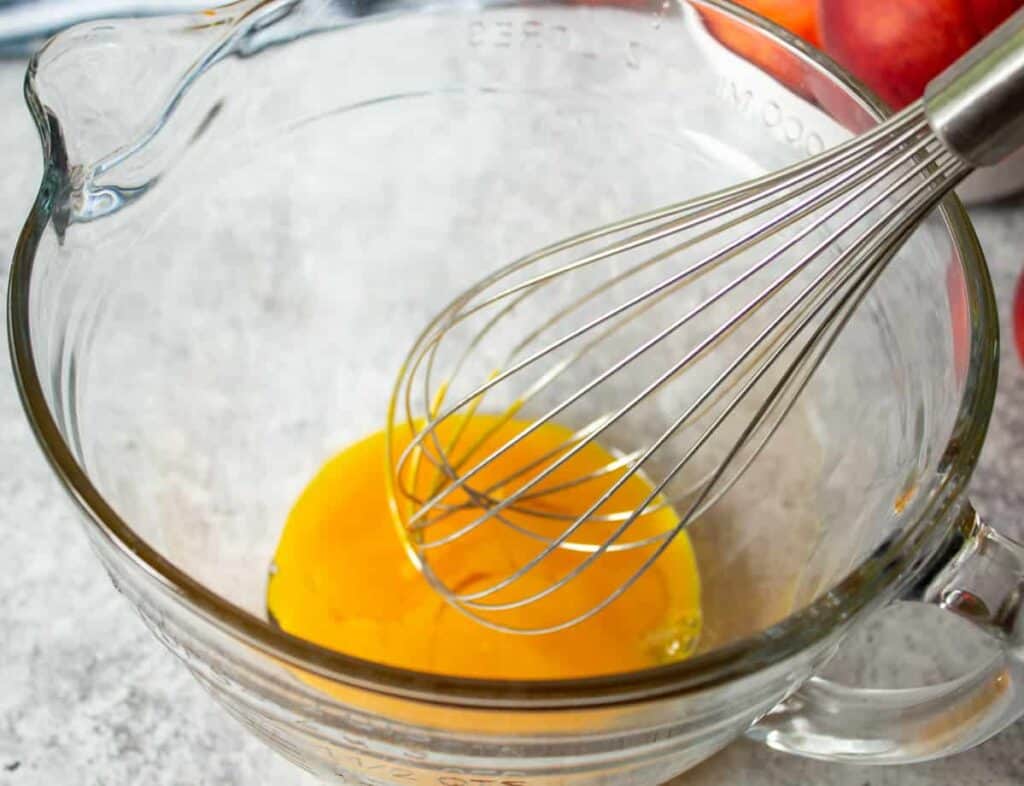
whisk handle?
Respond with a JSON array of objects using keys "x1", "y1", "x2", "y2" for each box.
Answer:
[{"x1": 925, "y1": 6, "x2": 1024, "y2": 168}]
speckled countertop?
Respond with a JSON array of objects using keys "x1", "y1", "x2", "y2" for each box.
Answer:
[{"x1": 2, "y1": 55, "x2": 1024, "y2": 785}]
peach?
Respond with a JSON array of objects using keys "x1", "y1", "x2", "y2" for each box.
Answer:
[
  {"x1": 699, "y1": 1, "x2": 819, "y2": 103},
  {"x1": 819, "y1": 0, "x2": 1022, "y2": 109},
  {"x1": 1015, "y1": 268, "x2": 1024, "y2": 364},
  {"x1": 701, "y1": 1, "x2": 881, "y2": 132},
  {"x1": 947, "y1": 258, "x2": 971, "y2": 382},
  {"x1": 734, "y1": 0, "x2": 822, "y2": 46}
]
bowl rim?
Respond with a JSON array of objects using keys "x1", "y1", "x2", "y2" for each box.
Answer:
[{"x1": 7, "y1": 0, "x2": 999, "y2": 709}]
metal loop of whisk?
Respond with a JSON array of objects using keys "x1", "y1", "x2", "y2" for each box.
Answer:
[{"x1": 386, "y1": 9, "x2": 1024, "y2": 635}]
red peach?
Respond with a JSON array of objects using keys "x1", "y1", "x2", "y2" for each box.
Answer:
[
  {"x1": 947, "y1": 258, "x2": 971, "y2": 381},
  {"x1": 819, "y1": 0, "x2": 1022, "y2": 109},
  {"x1": 699, "y1": 2, "x2": 818, "y2": 102},
  {"x1": 1014, "y1": 267, "x2": 1024, "y2": 364},
  {"x1": 735, "y1": 0, "x2": 822, "y2": 46},
  {"x1": 702, "y1": 1, "x2": 879, "y2": 132}
]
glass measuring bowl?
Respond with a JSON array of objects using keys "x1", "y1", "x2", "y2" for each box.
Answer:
[{"x1": 8, "y1": 0, "x2": 1024, "y2": 783}]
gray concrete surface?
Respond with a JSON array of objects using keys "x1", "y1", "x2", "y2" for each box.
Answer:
[{"x1": 2, "y1": 57, "x2": 1024, "y2": 785}]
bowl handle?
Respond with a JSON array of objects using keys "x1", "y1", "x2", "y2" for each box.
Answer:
[{"x1": 747, "y1": 503, "x2": 1024, "y2": 764}]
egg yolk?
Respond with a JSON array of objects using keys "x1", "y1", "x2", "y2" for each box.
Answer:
[{"x1": 266, "y1": 416, "x2": 702, "y2": 679}]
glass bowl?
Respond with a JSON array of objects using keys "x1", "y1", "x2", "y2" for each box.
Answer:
[{"x1": 9, "y1": 1, "x2": 1024, "y2": 783}]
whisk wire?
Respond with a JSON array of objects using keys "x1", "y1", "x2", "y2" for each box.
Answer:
[
  {"x1": 402, "y1": 107, "x2": 933, "y2": 466},
  {"x1": 404, "y1": 113, "x2": 943, "y2": 539},
  {"x1": 387, "y1": 96, "x2": 976, "y2": 633},
  {"x1": 430, "y1": 157, "x2": 965, "y2": 633},
  {"x1": 449, "y1": 150, "x2": 961, "y2": 611}
]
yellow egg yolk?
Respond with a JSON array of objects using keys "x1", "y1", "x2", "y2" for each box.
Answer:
[{"x1": 267, "y1": 416, "x2": 702, "y2": 679}]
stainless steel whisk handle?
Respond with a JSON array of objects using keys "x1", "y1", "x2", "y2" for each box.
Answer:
[{"x1": 925, "y1": 6, "x2": 1024, "y2": 167}]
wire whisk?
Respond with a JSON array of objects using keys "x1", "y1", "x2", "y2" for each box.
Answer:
[{"x1": 386, "y1": 9, "x2": 1024, "y2": 635}]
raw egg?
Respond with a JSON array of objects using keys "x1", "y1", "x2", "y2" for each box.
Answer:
[{"x1": 267, "y1": 415, "x2": 701, "y2": 679}]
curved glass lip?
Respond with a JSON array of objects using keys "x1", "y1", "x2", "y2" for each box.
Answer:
[{"x1": 7, "y1": 0, "x2": 999, "y2": 709}]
